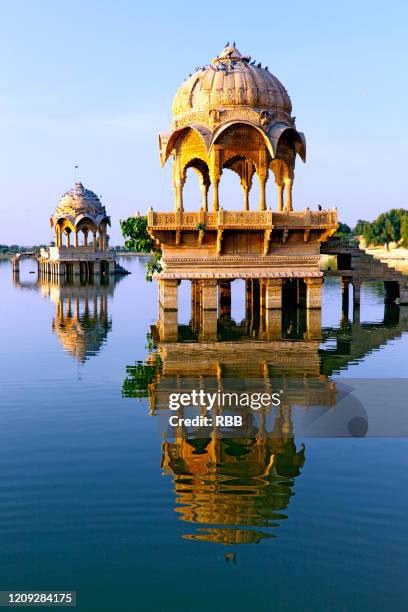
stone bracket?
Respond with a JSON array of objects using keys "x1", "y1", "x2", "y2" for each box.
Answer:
[
  {"x1": 216, "y1": 229, "x2": 224, "y2": 255},
  {"x1": 263, "y1": 229, "x2": 273, "y2": 255}
]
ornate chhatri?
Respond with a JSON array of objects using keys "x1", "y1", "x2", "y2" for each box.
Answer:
[
  {"x1": 50, "y1": 182, "x2": 110, "y2": 249},
  {"x1": 50, "y1": 182, "x2": 110, "y2": 237},
  {"x1": 159, "y1": 42, "x2": 306, "y2": 213},
  {"x1": 37, "y1": 181, "x2": 117, "y2": 279},
  {"x1": 148, "y1": 43, "x2": 338, "y2": 336}
]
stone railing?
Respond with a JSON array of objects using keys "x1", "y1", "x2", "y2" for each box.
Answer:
[
  {"x1": 148, "y1": 210, "x2": 216, "y2": 228},
  {"x1": 148, "y1": 208, "x2": 338, "y2": 229},
  {"x1": 44, "y1": 246, "x2": 109, "y2": 260},
  {"x1": 273, "y1": 210, "x2": 338, "y2": 227},
  {"x1": 218, "y1": 210, "x2": 273, "y2": 227}
]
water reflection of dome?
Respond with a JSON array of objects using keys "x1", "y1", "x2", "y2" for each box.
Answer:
[
  {"x1": 52, "y1": 301, "x2": 111, "y2": 363},
  {"x1": 162, "y1": 434, "x2": 305, "y2": 544},
  {"x1": 39, "y1": 278, "x2": 116, "y2": 363}
]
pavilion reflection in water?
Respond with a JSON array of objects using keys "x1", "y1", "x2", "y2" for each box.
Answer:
[
  {"x1": 14, "y1": 275, "x2": 119, "y2": 363},
  {"x1": 151, "y1": 314, "x2": 330, "y2": 545},
  {"x1": 123, "y1": 296, "x2": 408, "y2": 544}
]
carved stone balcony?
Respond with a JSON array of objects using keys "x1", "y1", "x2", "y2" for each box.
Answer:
[{"x1": 148, "y1": 208, "x2": 338, "y2": 231}]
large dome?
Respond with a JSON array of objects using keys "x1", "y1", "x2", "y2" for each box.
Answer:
[
  {"x1": 172, "y1": 44, "x2": 292, "y2": 122},
  {"x1": 51, "y1": 182, "x2": 110, "y2": 229}
]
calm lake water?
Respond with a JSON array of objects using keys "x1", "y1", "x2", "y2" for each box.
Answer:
[{"x1": 0, "y1": 256, "x2": 408, "y2": 611}]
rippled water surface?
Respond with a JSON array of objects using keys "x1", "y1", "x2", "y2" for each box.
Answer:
[{"x1": 1, "y1": 257, "x2": 408, "y2": 611}]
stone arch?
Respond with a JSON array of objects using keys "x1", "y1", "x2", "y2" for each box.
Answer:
[
  {"x1": 210, "y1": 120, "x2": 275, "y2": 160},
  {"x1": 271, "y1": 126, "x2": 306, "y2": 163},
  {"x1": 74, "y1": 216, "x2": 98, "y2": 247},
  {"x1": 211, "y1": 123, "x2": 271, "y2": 211},
  {"x1": 161, "y1": 124, "x2": 211, "y2": 166},
  {"x1": 182, "y1": 158, "x2": 211, "y2": 211},
  {"x1": 176, "y1": 128, "x2": 209, "y2": 170},
  {"x1": 222, "y1": 155, "x2": 256, "y2": 210},
  {"x1": 58, "y1": 218, "x2": 75, "y2": 234}
]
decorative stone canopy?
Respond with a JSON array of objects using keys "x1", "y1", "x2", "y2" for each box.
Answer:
[
  {"x1": 158, "y1": 43, "x2": 307, "y2": 218},
  {"x1": 50, "y1": 182, "x2": 110, "y2": 249},
  {"x1": 160, "y1": 43, "x2": 305, "y2": 170},
  {"x1": 50, "y1": 182, "x2": 110, "y2": 231}
]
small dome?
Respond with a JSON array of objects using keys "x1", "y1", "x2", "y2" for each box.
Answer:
[
  {"x1": 172, "y1": 44, "x2": 292, "y2": 121},
  {"x1": 51, "y1": 182, "x2": 110, "y2": 229},
  {"x1": 59, "y1": 182, "x2": 104, "y2": 212}
]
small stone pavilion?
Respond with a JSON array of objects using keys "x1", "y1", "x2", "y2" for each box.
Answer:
[
  {"x1": 148, "y1": 44, "x2": 338, "y2": 335},
  {"x1": 37, "y1": 182, "x2": 116, "y2": 279}
]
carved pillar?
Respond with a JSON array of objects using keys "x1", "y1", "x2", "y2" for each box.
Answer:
[
  {"x1": 218, "y1": 281, "x2": 232, "y2": 317},
  {"x1": 66, "y1": 231, "x2": 70, "y2": 247},
  {"x1": 211, "y1": 174, "x2": 220, "y2": 212},
  {"x1": 210, "y1": 149, "x2": 221, "y2": 212},
  {"x1": 258, "y1": 172, "x2": 268, "y2": 211},
  {"x1": 173, "y1": 157, "x2": 185, "y2": 213},
  {"x1": 265, "y1": 278, "x2": 283, "y2": 309},
  {"x1": 277, "y1": 184, "x2": 284, "y2": 212},
  {"x1": 284, "y1": 177, "x2": 293, "y2": 212},
  {"x1": 74, "y1": 231, "x2": 79, "y2": 247},
  {"x1": 240, "y1": 160, "x2": 254, "y2": 211},
  {"x1": 84, "y1": 230, "x2": 88, "y2": 247},
  {"x1": 243, "y1": 185, "x2": 249, "y2": 211},
  {"x1": 200, "y1": 182, "x2": 209, "y2": 212},
  {"x1": 174, "y1": 180, "x2": 184, "y2": 213},
  {"x1": 305, "y1": 277, "x2": 323, "y2": 309},
  {"x1": 93, "y1": 232, "x2": 97, "y2": 248}
]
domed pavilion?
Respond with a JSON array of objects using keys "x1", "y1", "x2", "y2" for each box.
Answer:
[
  {"x1": 147, "y1": 44, "x2": 338, "y2": 335},
  {"x1": 38, "y1": 182, "x2": 117, "y2": 279}
]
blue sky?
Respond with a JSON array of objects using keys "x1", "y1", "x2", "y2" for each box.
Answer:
[{"x1": 1, "y1": 0, "x2": 407, "y2": 244}]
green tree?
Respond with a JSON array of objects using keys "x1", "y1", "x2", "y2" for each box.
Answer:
[
  {"x1": 353, "y1": 219, "x2": 368, "y2": 236},
  {"x1": 120, "y1": 215, "x2": 162, "y2": 281},
  {"x1": 120, "y1": 216, "x2": 155, "y2": 252},
  {"x1": 401, "y1": 215, "x2": 408, "y2": 248},
  {"x1": 335, "y1": 222, "x2": 351, "y2": 239},
  {"x1": 362, "y1": 209, "x2": 408, "y2": 249}
]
